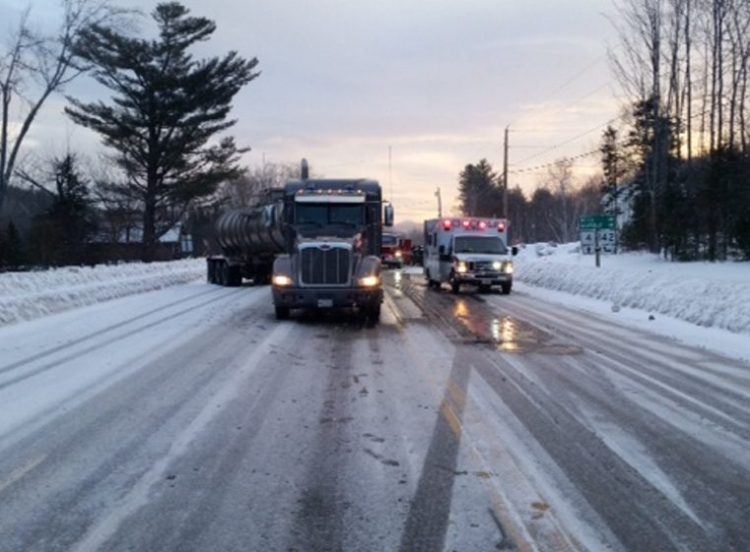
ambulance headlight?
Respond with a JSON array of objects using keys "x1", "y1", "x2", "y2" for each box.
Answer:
[{"x1": 456, "y1": 261, "x2": 468, "y2": 274}]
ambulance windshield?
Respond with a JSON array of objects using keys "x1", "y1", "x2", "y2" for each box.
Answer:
[{"x1": 454, "y1": 236, "x2": 508, "y2": 254}]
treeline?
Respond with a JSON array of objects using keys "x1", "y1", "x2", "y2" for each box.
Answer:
[
  {"x1": 0, "y1": 157, "x2": 301, "y2": 269},
  {"x1": 456, "y1": 159, "x2": 602, "y2": 244},
  {"x1": 610, "y1": 0, "x2": 750, "y2": 260}
]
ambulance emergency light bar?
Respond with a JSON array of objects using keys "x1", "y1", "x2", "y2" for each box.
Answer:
[{"x1": 441, "y1": 218, "x2": 506, "y2": 232}]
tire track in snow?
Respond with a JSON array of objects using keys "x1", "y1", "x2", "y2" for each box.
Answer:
[{"x1": 0, "y1": 287, "x2": 248, "y2": 391}]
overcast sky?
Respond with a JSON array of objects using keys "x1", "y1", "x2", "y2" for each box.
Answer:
[{"x1": 4, "y1": 0, "x2": 623, "y2": 223}]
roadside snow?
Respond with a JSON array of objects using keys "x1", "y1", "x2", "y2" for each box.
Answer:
[
  {"x1": 0, "y1": 259, "x2": 205, "y2": 326},
  {"x1": 514, "y1": 243, "x2": 750, "y2": 337}
]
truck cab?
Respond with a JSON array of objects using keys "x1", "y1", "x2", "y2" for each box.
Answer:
[
  {"x1": 270, "y1": 179, "x2": 393, "y2": 322},
  {"x1": 423, "y1": 217, "x2": 516, "y2": 294}
]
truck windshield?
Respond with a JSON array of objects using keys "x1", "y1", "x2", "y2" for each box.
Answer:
[
  {"x1": 295, "y1": 203, "x2": 364, "y2": 226},
  {"x1": 454, "y1": 236, "x2": 508, "y2": 254}
]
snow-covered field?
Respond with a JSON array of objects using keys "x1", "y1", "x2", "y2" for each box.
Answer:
[
  {"x1": 514, "y1": 243, "x2": 750, "y2": 336},
  {"x1": 0, "y1": 259, "x2": 205, "y2": 326}
]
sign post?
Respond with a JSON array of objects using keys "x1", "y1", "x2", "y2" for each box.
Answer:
[{"x1": 579, "y1": 215, "x2": 616, "y2": 266}]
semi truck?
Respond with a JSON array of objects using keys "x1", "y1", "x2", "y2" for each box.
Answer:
[
  {"x1": 207, "y1": 161, "x2": 393, "y2": 322},
  {"x1": 423, "y1": 217, "x2": 517, "y2": 294}
]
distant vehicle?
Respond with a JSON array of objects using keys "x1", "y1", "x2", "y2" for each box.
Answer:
[
  {"x1": 381, "y1": 232, "x2": 403, "y2": 268},
  {"x1": 208, "y1": 160, "x2": 393, "y2": 323},
  {"x1": 423, "y1": 217, "x2": 517, "y2": 294},
  {"x1": 398, "y1": 237, "x2": 413, "y2": 265}
]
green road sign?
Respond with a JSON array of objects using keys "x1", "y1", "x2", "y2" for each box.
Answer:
[{"x1": 579, "y1": 215, "x2": 615, "y2": 230}]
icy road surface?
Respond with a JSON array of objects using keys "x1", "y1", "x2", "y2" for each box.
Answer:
[{"x1": 0, "y1": 271, "x2": 748, "y2": 551}]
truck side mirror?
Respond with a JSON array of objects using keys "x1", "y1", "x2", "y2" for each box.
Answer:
[
  {"x1": 511, "y1": 246, "x2": 518, "y2": 256},
  {"x1": 383, "y1": 204, "x2": 394, "y2": 227}
]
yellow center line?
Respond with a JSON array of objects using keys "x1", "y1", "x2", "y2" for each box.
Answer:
[{"x1": 401, "y1": 323, "x2": 582, "y2": 552}]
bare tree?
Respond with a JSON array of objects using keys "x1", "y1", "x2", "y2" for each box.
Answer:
[
  {"x1": 219, "y1": 162, "x2": 302, "y2": 209},
  {"x1": 0, "y1": 0, "x2": 127, "y2": 215},
  {"x1": 542, "y1": 158, "x2": 576, "y2": 242}
]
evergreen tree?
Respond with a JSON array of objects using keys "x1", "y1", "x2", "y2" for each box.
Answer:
[
  {"x1": 458, "y1": 159, "x2": 501, "y2": 217},
  {"x1": 31, "y1": 154, "x2": 96, "y2": 265},
  {"x1": 65, "y1": 2, "x2": 259, "y2": 260},
  {"x1": 600, "y1": 125, "x2": 627, "y2": 218},
  {"x1": 621, "y1": 97, "x2": 679, "y2": 252}
]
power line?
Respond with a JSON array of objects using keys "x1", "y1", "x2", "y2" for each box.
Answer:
[
  {"x1": 510, "y1": 148, "x2": 601, "y2": 175},
  {"x1": 511, "y1": 115, "x2": 626, "y2": 168}
]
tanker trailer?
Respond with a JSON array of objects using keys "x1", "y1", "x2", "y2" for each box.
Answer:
[{"x1": 207, "y1": 191, "x2": 287, "y2": 286}]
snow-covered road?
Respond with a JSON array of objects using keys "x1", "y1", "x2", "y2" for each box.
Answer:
[{"x1": 0, "y1": 271, "x2": 748, "y2": 551}]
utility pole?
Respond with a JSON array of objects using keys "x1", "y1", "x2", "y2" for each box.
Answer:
[
  {"x1": 388, "y1": 145, "x2": 392, "y2": 200},
  {"x1": 502, "y1": 125, "x2": 509, "y2": 219},
  {"x1": 435, "y1": 187, "x2": 442, "y2": 218}
]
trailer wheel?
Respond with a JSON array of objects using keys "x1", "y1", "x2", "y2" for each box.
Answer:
[
  {"x1": 207, "y1": 260, "x2": 216, "y2": 284},
  {"x1": 275, "y1": 306, "x2": 290, "y2": 320},
  {"x1": 217, "y1": 261, "x2": 229, "y2": 286},
  {"x1": 425, "y1": 270, "x2": 437, "y2": 290},
  {"x1": 227, "y1": 265, "x2": 242, "y2": 287}
]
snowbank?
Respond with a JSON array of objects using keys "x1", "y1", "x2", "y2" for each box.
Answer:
[
  {"x1": 514, "y1": 243, "x2": 750, "y2": 336},
  {"x1": 0, "y1": 259, "x2": 205, "y2": 326}
]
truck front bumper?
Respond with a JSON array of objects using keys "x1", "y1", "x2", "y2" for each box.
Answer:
[{"x1": 272, "y1": 286, "x2": 383, "y2": 309}]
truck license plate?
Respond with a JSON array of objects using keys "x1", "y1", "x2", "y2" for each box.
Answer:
[{"x1": 317, "y1": 298, "x2": 333, "y2": 308}]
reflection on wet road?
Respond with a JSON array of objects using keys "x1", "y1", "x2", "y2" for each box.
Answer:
[{"x1": 391, "y1": 271, "x2": 582, "y2": 355}]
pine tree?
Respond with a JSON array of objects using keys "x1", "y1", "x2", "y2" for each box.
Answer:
[
  {"x1": 458, "y1": 159, "x2": 501, "y2": 217},
  {"x1": 31, "y1": 154, "x2": 95, "y2": 265},
  {"x1": 65, "y1": 2, "x2": 259, "y2": 260},
  {"x1": 600, "y1": 125, "x2": 627, "y2": 218}
]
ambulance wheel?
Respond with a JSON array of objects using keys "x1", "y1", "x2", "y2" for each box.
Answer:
[{"x1": 425, "y1": 270, "x2": 437, "y2": 289}]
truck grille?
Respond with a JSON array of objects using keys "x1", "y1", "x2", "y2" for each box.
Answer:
[
  {"x1": 300, "y1": 246, "x2": 351, "y2": 285},
  {"x1": 472, "y1": 261, "x2": 493, "y2": 271}
]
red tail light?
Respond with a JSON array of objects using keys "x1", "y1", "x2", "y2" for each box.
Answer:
[
  {"x1": 443, "y1": 219, "x2": 452, "y2": 229},
  {"x1": 497, "y1": 223, "x2": 506, "y2": 232},
  {"x1": 478, "y1": 221, "x2": 487, "y2": 230},
  {"x1": 462, "y1": 220, "x2": 470, "y2": 228}
]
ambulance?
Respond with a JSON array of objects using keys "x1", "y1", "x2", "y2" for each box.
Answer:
[{"x1": 423, "y1": 217, "x2": 517, "y2": 294}]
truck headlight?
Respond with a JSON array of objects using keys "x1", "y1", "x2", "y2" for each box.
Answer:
[
  {"x1": 272, "y1": 274, "x2": 293, "y2": 287},
  {"x1": 395, "y1": 250, "x2": 402, "y2": 258},
  {"x1": 456, "y1": 261, "x2": 468, "y2": 274},
  {"x1": 503, "y1": 262, "x2": 513, "y2": 274},
  {"x1": 358, "y1": 275, "x2": 380, "y2": 287},
  {"x1": 492, "y1": 261, "x2": 502, "y2": 270}
]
